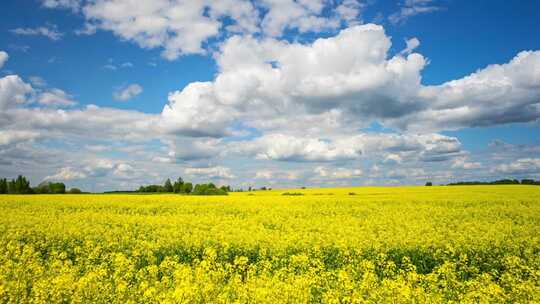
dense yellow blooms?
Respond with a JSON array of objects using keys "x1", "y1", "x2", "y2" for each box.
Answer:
[{"x1": 1, "y1": 185, "x2": 539, "y2": 303}]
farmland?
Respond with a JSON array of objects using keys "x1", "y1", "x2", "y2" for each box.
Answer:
[{"x1": 0, "y1": 186, "x2": 539, "y2": 303}]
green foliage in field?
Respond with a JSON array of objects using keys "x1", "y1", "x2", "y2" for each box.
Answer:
[
  {"x1": 0, "y1": 186, "x2": 539, "y2": 303},
  {"x1": 192, "y1": 183, "x2": 228, "y2": 195},
  {"x1": 0, "y1": 175, "x2": 33, "y2": 194},
  {"x1": 34, "y1": 182, "x2": 66, "y2": 194}
]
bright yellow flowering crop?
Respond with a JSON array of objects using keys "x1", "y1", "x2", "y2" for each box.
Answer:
[{"x1": 1, "y1": 185, "x2": 539, "y2": 303}]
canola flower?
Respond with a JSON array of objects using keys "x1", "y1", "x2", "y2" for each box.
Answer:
[{"x1": 0, "y1": 185, "x2": 539, "y2": 303}]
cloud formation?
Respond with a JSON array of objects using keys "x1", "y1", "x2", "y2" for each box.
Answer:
[
  {"x1": 161, "y1": 24, "x2": 540, "y2": 138},
  {"x1": 185, "y1": 166, "x2": 235, "y2": 179},
  {"x1": 114, "y1": 84, "x2": 143, "y2": 101},
  {"x1": 42, "y1": 0, "x2": 364, "y2": 60},
  {"x1": 3, "y1": 8, "x2": 540, "y2": 190},
  {"x1": 10, "y1": 25, "x2": 63, "y2": 41},
  {"x1": 389, "y1": 0, "x2": 442, "y2": 25},
  {"x1": 494, "y1": 158, "x2": 540, "y2": 175},
  {"x1": 230, "y1": 132, "x2": 463, "y2": 164},
  {"x1": 41, "y1": 0, "x2": 81, "y2": 11},
  {"x1": 0, "y1": 51, "x2": 8, "y2": 69},
  {"x1": 0, "y1": 75, "x2": 33, "y2": 110},
  {"x1": 38, "y1": 89, "x2": 76, "y2": 107},
  {"x1": 392, "y1": 50, "x2": 540, "y2": 131},
  {"x1": 45, "y1": 167, "x2": 87, "y2": 181},
  {"x1": 161, "y1": 24, "x2": 426, "y2": 137}
]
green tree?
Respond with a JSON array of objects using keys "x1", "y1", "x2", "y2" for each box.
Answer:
[
  {"x1": 173, "y1": 177, "x2": 184, "y2": 193},
  {"x1": 0, "y1": 178, "x2": 7, "y2": 194},
  {"x1": 68, "y1": 188, "x2": 82, "y2": 194},
  {"x1": 137, "y1": 184, "x2": 164, "y2": 192},
  {"x1": 8, "y1": 175, "x2": 32, "y2": 194},
  {"x1": 34, "y1": 181, "x2": 51, "y2": 194},
  {"x1": 192, "y1": 183, "x2": 227, "y2": 195},
  {"x1": 49, "y1": 182, "x2": 66, "y2": 194},
  {"x1": 183, "y1": 182, "x2": 193, "y2": 194},
  {"x1": 164, "y1": 178, "x2": 174, "y2": 192}
]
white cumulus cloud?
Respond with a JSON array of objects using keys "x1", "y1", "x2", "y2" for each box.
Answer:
[
  {"x1": 314, "y1": 166, "x2": 362, "y2": 179},
  {"x1": 494, "y1": 158, "x2": 540, "y2": 175},
  {"x1": 0, "y1": 51, "x2": 8, "y2": 69},
  {"x1": 0, "y1": 75, "x2": 33, "y2": 110},
  {"x1": 43, "y1": 0, "x2": 365, "y2": 60},
  {"x1": 45, "y1": 167, "x2": 87, "y2": 181},
  {"x1": 114, "y1": 84, "x2": 143, "y2": 101},
  {"x1": 38, "y1": 88, "x2": 76, "y2": 107},
  {"x1": 185, "y1": 166, "x2": 235, "y2": 179}
]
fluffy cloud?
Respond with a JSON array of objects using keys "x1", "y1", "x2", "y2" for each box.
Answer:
[
  {"x1": 164, "y1": 138, "x2": 222, "y2": 161},
  {"x1": 162, "y1": 24, "x2": 540, "y2": 136},
  {"x1": 0, "y1": 130, "x2": 39, "y2": 146},
  {"x1": 0, "y1": 75, "x2": 33, "y2": 110},
  {"x1": 45, "y1": 167, "x2": 87, "y2": 181},
  {"x1": 389, "y1": 0, "x2": 442, "y2": 25},
  {"x1": 314, "y1": 166, "x2": 362, "y2": 179},
  {"x1": 384, "y1": 153, "x2": 402, "y2": 164},
  {"x1": 160, "y1": 82, "x2": 234, "y2": 137},
  {"x1": 185, "y1": 166, "x2": 235, "y2": 179},
  {"x1": 255, "y1": 170, "x2": 274, "y2": 180},
  {"x1": 113, "y1": 163, "x2": 136, "y2": 178},
  {"x1": 29, "y1": 76, "x2": 47, "y2": 87},
  {"x1": 494, "y1": 158, "x2": 540, "y2": 175},
  {"x1": 161, "y1": 24, "x2": 427, "y2": 136},
  {"x1": 258, "y1": 0, "x2": 339, "y2": 37},
  {"x1": 231, "y1": 132, "x2": 462, "y2": 163},
  {"x1": 45, "y1": 160, "x2": 140, "y2": 182},
  {"x1": 452, "y1": 157, "x2": 481, "y2": 170},
  {"x1": 38, "y1": 89, "x2": 76, "y2": 107},
  {"x1": 387, "y1": 168, "x2": 426, "y2": 180},
  {"x1": 41, "y1": 0, "x2": 81, "y2": 11},
  {"x1": 114, "y1": 84, "x2": 143, "y2": 101},
  {"x1": 102, "y1": 59, "x2": 134, "y2": 71},
  {"x1": 417, "y1": 134, "x2": 462, "y2": 162},
  {"x1": 233, "y1": 134, "x2": 361, "y2": 162},
  {"x1": 335, "y1": 0, "x2": 364, "y2": 25},
  {"x1": 44, "y1": 0, "x2": 363, "y2": 60},
  {"x1": 79, "y1": 0, "x2": 259, "y2": 59},
  {"x1": 10, "y1": 25, "x2": 63, "y2": 41},
  {"x1": 34, "y1": 2, "x2": 540, "y2": 139},
  {"x1": 3, "y1": 106, "x2": 155, "y2": 141},
  {"x1": 392, "y1": 51, "x2": 540, "y2": 131},
  {"x1": 401, "y1": 37, "x2": 420, "y2": 55},
  {"x1": 0, "y1": 51, "x2": 8, "y2": 69}
]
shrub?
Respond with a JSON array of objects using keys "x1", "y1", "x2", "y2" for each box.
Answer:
[
  {"x1": 68, "y1": 188, "x2": 83, "y2": 194},
  {"x1": 192, "y1": 183, "x2": 228, "y2": 195}
]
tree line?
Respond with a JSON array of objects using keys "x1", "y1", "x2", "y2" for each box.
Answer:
[
  {"x1": 0, "y1": 175, "x2": 83, "y2": 194},
  {"x1": 137, "y1": 177, "x2": 231, "y2": 195},
  {"x1": 0, "y1": 175, "x2": 231, "y2": 195},
  {"x1": 447, "y1": 179, "x2": 540, "y2": 186}
]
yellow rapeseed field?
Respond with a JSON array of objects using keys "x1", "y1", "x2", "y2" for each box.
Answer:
[{"x1": 1, "y1": 186, "x2": 539, "y2": 303}]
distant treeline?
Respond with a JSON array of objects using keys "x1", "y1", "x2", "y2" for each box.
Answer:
[
  {"x1": 137, "y1": 177, "x2": 231, "y2": 195},
  {"x1": 447, "y1": 179, "x2": 540, "y2": 186},
  {"x1": 0, "y1": 175, "x2": 83, "y2": 194},
  {"x1": 0, "y1": 175, "x2": 232, "y2": 195}
]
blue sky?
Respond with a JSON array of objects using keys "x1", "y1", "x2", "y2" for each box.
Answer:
[{"x1": 1, "y1": 0, "x2": 540, "y2": 191}]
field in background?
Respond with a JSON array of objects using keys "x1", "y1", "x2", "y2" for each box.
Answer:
[{"x1": 1, "y1": 186, "x2": 539, "y2": 303}]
